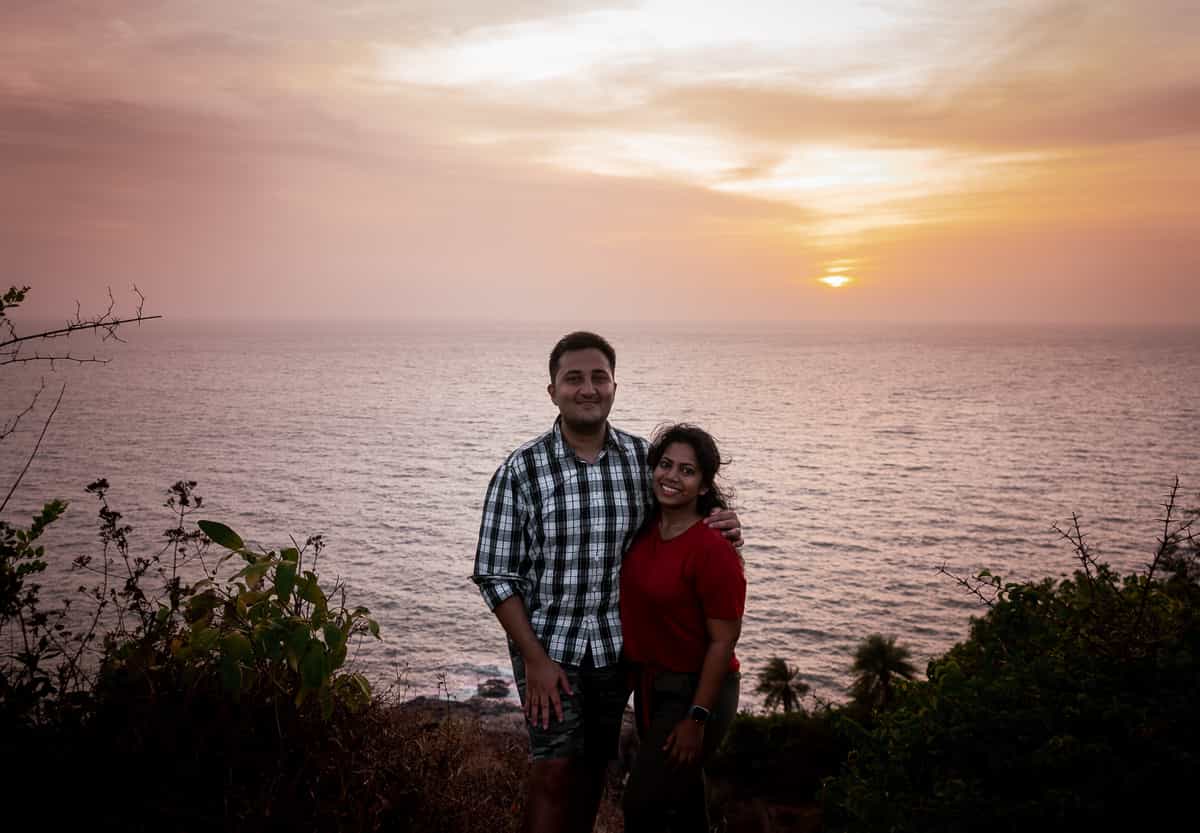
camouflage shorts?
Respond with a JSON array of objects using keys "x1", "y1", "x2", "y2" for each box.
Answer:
[{"x1": 510, "y1": 648, "x2": 630, "y2": 761}]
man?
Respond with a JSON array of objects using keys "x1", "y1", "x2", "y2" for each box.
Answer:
[{"x1": 472, "y1": 331, "x2": 741, "y2": 833}]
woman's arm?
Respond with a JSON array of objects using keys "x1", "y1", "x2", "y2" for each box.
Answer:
[{"x1": 663, "y1": 617, "x2": 742, "y2": 766}]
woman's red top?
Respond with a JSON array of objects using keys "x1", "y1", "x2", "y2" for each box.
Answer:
[{"x1": 620, "y1": 518, "x2": 746, "y2": 673}]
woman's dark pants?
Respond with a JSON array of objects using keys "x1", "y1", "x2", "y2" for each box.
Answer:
[{"x1": 623, "y1": 669, "x2": 740, "y2": 833}]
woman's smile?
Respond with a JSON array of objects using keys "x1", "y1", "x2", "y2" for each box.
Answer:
[{"x1": 653, "y1": 442, "x2": 707, "y2": 509}]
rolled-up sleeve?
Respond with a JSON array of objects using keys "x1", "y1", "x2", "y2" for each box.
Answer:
[{"x1": 472, "y1": 463, "x2": 529, "y2": 610}]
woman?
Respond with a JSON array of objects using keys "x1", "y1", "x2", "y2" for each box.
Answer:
[{"x1": 620, "y1": 423, "x2": 746, "y2": 833}]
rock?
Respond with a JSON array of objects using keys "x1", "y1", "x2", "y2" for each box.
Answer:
[{"x1": 477, "y1": 677, "x2": 511, "y2": 698}]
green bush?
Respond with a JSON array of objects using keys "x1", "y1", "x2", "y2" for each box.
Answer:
[
  {"x1": 0, "y1": 481, "x2": 400, "y2": 830},
  {"x1": 824, "y1": 499, "x2": 1200, "y2": 832},
  {"x1": 97, "y1": 513, "x2": 379, "y2": 720},
  {"x1": 711, "y1": 707, "x2": 849, "y2": 802}
]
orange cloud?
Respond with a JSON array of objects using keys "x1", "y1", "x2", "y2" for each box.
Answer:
[{"x1": 1, "y1": 1, "x2": 1197, "y2": 323}]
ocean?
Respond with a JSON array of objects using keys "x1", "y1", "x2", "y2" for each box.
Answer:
[{"x1": 2, "y1": 320, "x2": 1197, "y2": 706}]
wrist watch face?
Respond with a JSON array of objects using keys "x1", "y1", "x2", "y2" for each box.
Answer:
[{"x1": 688, "y1": 705, "x2": 710, "y2": 723}]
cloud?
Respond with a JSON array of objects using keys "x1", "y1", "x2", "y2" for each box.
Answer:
[
  {"x1": 651, "y1": 78, "x2": 1200, "y2": 152},
  {"x1": 0, "y1": 88, "x2": 826, "y2": 321},
  {"x1": 2, "y1": 1, "x2": 1197, "y2": 323}
]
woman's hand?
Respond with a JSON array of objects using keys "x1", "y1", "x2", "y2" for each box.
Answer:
[{"x1": 663, "y1": 718, "x2": 705, "y2": 767}]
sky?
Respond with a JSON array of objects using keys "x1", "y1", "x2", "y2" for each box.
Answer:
[{"x1": 2, "y1": 0, "x2": 1198, "y2": 323}]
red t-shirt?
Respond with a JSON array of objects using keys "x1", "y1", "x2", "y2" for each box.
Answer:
[{"x1": 620, "y1": 518, "x2": 746, "y2": 673}]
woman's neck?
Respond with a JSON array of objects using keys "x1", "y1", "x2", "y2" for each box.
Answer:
[{"x1": 658, "y1": 504, "x2": 702, "y2": 540}]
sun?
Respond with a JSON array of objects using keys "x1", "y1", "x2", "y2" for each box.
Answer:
[{"x1": 819, "y1": 275, "x2": 852, "y2": 288}]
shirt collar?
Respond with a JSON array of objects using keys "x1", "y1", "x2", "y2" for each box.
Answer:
[{"x1": 552, "y1": 416, "x2": 619, "y2": 461}]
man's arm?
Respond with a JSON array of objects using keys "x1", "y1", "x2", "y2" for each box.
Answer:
[
  {"x1": 704, "y1": 507, "x2": 744, "y2": 548},
  {"x1": 472, "y1": 463, "x2": 527, "y2": 610},
  {"x1": 492, "y1": 596, "x2": 573, "y2": 729},
  {"x1": 472, "y1": 463, "x2": 572, "y2": 728}
]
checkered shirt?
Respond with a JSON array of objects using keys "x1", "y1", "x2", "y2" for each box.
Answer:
[{"x1": 472, "y1": 419, "x2": 652, "y2": 668}]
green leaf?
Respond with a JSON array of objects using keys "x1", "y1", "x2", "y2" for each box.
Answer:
[
  {"x1": 240, "y1": 559, "x2": 272, "y2": 589},
  {"x1": 301, "y1": 643, "x2": 328, "y2": 690},
  {"x1": 280, "y1": 547, "x2": 299, "y2": 562},
  {"x1": 299, "y1": 577, "x2": 325, "y2": 607},
  {"x1": 323, "y1": 623, "x2": 347, "y2": 651},
  {"x1": 238, "y1": 589, "x2": 270, "y2": 608},
  {"x1": 275, "y1": 561, "x2": 297, "y2": 601},
  {"x1": 221, "y1": 632, "x2": 253, "y2": 663},
  {"x1": 185, "y1": 591, "x2": 219, "y2": 625},
  {"x1": 329, "y1": 643, "x2": 347, "y2": 670},
  {"x1": 197, "y1": 520, "x2": 245, "y2": 551},
  {"x1": 368, "y1": 618, "x2": 381, "y2": 639},
  {"x1": 190, "y1": 626, "x2": 220, "y2": 653},
  {"x1": 285, "y1": 622, "x2": 311, "y2": 660}
]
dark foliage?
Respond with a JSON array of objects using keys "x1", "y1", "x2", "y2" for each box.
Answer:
[
  {"x1": 711, "y1": 708, "x2": 849, "y2": 803},
  {"x1": 824, "y1": 486, "x2": 1200, "y2": 832}
]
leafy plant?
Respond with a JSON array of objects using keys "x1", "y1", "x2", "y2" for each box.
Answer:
[
  {"x1": 754, "y1": 656, "x2": 811, "y2": 714},
  {"x1": 847, "y1": 633, "x2": 916, "y2": 713},
  {"x1": 181, "y1": 516, "x2": 380, "y2": 716},
  {"x1": 0, "y1": 499, "x2": 69, "y2": 723},
  {"x1": 824, "y1": 484, "x2": 1200, "y2": 832},
  {"x1": 710, "y1": 706, "x2": 849, "y2": 803}
]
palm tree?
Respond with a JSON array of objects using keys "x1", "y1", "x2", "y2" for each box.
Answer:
[
  {"x1": 755, "y1": 657, "x2": 810, "y2": 713},
  {"x1": 849, "y1": 634, "x2": 917, "y2": 712}
]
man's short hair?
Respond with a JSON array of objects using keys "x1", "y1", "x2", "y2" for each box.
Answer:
[{"x1": 548, "y1": 331, "x2": 616, "y2": 382}]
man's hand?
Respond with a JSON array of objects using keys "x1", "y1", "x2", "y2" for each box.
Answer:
[
  {"x1": 663, "y1": 719, "x2": 704, "y2": 767},
  {"x1": 523, "y1": 654, "x2": 574, "y2": 729},
  {"x1": 705, "y1": 507, "x2": 743, "y2": 548}
]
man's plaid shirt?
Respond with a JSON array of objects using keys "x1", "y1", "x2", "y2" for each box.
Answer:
[{"x1": 472, "y1": 419, "x2": 652, "y2": 668}]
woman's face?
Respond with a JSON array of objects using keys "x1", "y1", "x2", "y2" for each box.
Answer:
[{"x1": 652, "y1": 441, "x2": 709, "y2": 512}]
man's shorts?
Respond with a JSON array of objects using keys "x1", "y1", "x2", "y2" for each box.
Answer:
[{"x1": 510, "y1": 648, "x2": 631, "y2": 761}]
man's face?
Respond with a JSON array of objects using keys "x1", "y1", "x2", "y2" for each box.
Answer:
[{"x1": 548, "y1": 348, "x2": 616, "y2": 432}]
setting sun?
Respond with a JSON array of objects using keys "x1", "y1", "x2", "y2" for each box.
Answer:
[{"x1": 820, "y1": 275, "x2": 852, "y2": 288}]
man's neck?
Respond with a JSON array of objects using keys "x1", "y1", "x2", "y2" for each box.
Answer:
[{"x1": 560, "y1": 420, "x2": 607, "y2": 463}]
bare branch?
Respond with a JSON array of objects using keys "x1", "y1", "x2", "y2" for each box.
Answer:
[
  {"x1": 0, "y1": 382, "x2": 66, "y2": 515},
  {"x1": 1050, "y1": 513, "x2": 1115, "y2": 591},
  {"x1": 0, "y1": 313, "x2": 163, "y2": 352},
  {"x1": 1, "y1": 284, "x2": 160, "y2": 372},
  {"x1": 1, "y1": 352, "x2": 111, "y2": 368},
  {"x1": 936, "y1": 562, "x2": 999, "y2": 608},
  {"x1": 1138, "y1": 477, "x2": 1181, "y2": 627},
  {"x1": 0, "y1": 377, "x2": 45, "y2": 441}
]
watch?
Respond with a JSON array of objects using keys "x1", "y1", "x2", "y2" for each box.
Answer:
[{"x1": 687, "y1": 704, "x2": 711, "y2": 724}]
